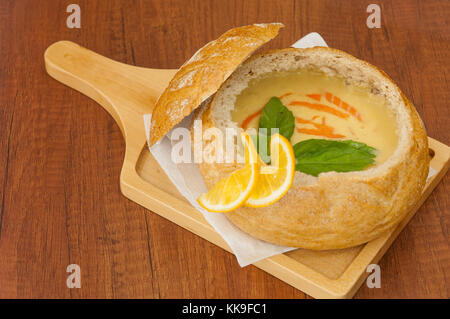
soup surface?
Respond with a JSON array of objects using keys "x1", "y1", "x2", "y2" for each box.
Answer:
[{"x1": 231, "y1": 70, "x2": 398, "y2": 165}]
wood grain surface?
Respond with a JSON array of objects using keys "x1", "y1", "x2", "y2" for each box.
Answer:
[{"x1": 0, "y1": 0, "x2": 448, "y2": 299}]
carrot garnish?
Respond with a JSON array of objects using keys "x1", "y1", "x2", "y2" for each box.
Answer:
[
  {"x1": 333, "y1": 95, "x2": 341, "y2": 106},
  {"x1": 296, "y1": 116, "x2": 345, "y2": 139},
  {"x1": 241, "y1": 109, "x2": 262, "y2": 130},
  {"x1": 278, "y1": 92, "x2": 293, "y2": 99},
  {"x1": 325, "y1": 92, "x2": 362, "y2": 121},
  {"x1": 297, "y1": 128, "x2": 345, "y2": 138},
  {"x1": 306, "y1": 94, "x2": 322, "y2": 102},
  {"x1": 289, "y1": 101, "x2": 349, "y2": 119}
]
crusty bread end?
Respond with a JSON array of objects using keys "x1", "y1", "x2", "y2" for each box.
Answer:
[{"x1": 149, "y1": 23, "x2": 284, "y2": 145}]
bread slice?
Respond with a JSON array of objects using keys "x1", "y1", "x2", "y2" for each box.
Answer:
[
  {"x1": 149, "y1": 23, "x2": 284, "y2": 145},
  {"x1": 192, "y1": 47, "x2": 429, "y2": 249}
]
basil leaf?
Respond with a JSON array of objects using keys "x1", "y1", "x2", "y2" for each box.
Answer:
[
  {"x1": 293, "y1": 139, "x2": 376, "y2": 176},
  {"x1": 340, "y1": 140, "x2": 377, "y2": 156},
  {"x1": 258, "y1": 97, "x2": 295, "y2": 141}
]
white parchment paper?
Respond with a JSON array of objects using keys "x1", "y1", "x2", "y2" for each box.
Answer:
[{"x1": 143, "y1": 32, "x2": 436, "y2": 267}]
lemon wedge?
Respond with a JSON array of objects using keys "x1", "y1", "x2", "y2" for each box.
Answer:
[
  {"x1": 245, "y1": 133, "x2": 295, "y2": 207},
  {"x1": 197, "y1": 132, "x2": 259, "y2": 213}
]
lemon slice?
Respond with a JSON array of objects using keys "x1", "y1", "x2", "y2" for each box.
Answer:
[
  {"x1": 245, "y1": 133, "x2": 295, "y2": 207},
  {"x1": 197, "y1": 132, "x2": 259, "y2": 212}
]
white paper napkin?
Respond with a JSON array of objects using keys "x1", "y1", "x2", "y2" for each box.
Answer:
[{"x1": 143, "y1": 33, "x2": 436, "y2": 267}]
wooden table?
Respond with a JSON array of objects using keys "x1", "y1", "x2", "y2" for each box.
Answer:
[{"x1": 0, "y1": 0, "x2": 448, "y2": 299}]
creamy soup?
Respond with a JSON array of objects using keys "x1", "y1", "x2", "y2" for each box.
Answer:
[{"x1": 231, "y1": 70, "x2": 399, "y2": 165}]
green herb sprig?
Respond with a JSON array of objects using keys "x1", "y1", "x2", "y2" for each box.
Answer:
[{"x1": 293, "y1": 139, "x2": 376, "y2": 176}]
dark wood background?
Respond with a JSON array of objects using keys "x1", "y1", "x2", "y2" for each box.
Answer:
[{"x1": 0, "y1": 0, "x2": 448, "y2": 299}]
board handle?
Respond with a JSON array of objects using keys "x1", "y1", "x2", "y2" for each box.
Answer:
[{"x1": 44, "y1": 40, "x2": 177, "y2": 140}]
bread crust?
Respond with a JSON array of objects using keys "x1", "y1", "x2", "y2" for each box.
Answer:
[
  {"x1": 192, "y1": 47, "x2": 429, "y2": 249},
  {"x1": 149, "y1": 23, "x2": 283, "y2": 145}
]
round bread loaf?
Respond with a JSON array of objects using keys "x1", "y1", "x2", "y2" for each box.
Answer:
[{"x1": 191, "y1": 47, "x2": 429, "y2": 249}]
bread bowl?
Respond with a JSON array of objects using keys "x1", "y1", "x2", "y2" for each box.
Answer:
[{"x1": 150, "y1": 23, "x2": 429, "y2": 250}]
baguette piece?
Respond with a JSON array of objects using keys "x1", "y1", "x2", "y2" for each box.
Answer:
[
  {"x1": 149, "y1": 23, "x2": 284, "y2": 145},
  {"x1": 192, "y1": 47, "x2": 429, "y2": 249}
]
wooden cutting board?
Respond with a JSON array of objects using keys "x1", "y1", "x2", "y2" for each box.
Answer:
[{"x1": 44, "y1": 40, "x2": 450, "y2": 299}]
